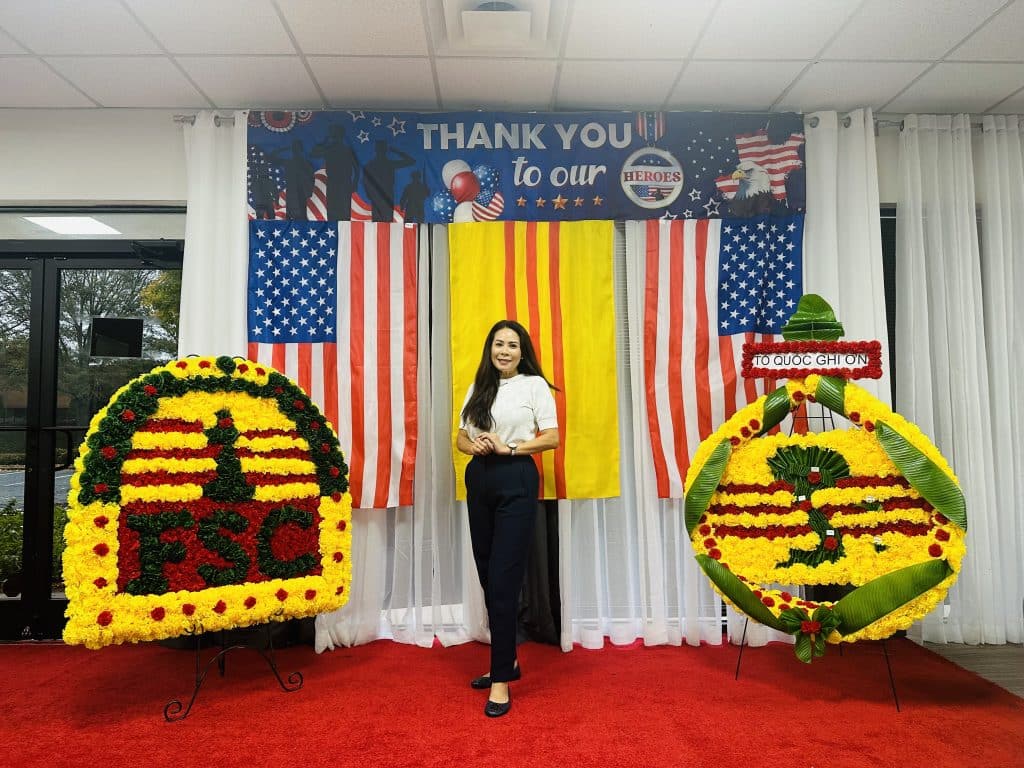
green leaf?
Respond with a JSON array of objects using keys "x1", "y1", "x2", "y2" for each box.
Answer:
[
  {"x1": 695, "y1": 554, "x2": 785, "y2": 631},
  {"x1": 814, "y1": 376, "x2": 846, "y2": 415},
  {"x1": 778, "y1": 606, "x2": 810, "y2": 634},
  {"x1": 832, "y1": 559, "x2": 953, "y2": 635},
  {"x1": 761, "y1": 386, "x2": 792, "y2": 434},
  {"x1": 781, "y1": 295, "x2": 845, "y2": 341},
  {"x1": 794, "y1": 633, "x2": 813, "y2": 663},
  {"x1": 875, "y1": 421, "x2": 967, "y2": 530},
  {"x1": 684, "y1": 440, "x2": 731, "y2": 535}
]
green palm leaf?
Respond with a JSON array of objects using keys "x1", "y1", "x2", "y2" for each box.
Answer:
[
  {"x1": 814, "y1": 375, "x2": 846, "y2": 415},
  {"x1": 832, "y1": 559, "x2": 953, "y2": 635},
  {"x1": 875, "y1": 422, "x2": 966, "y2": 530},
  {"x1": 684, "y1": 440, "x2": 731, "y2": 535},
  {"x1": 696, "y1": 554, "x2": 784, "y2": 631},
  {"x1": 761, "y1": 386, "x2": 792, "y2": 433}
]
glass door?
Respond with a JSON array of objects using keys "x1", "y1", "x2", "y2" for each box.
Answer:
[{"x1": 0, "y1": 245, "x2": 182, "y2": 640}]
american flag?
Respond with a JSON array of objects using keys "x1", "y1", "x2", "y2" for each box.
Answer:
[
  {"x1": 639, "y1": 214, "x2": 803, "y2": 498},
  {"x1": 715, "y1": 130, "x2": 804, "y2": 201},
  {"x1": 247, "y1": 220, "x2": 418, "y2": 509}
]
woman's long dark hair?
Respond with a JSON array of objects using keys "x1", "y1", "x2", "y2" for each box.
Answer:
[{"x1": 461, "y1": 319, "x2": 558, "y2": 430}]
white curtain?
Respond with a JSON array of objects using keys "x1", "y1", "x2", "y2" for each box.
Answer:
[
  {"x1": 896, "y1": 114, "x2": 1023, "y2": 645},
  {"x1": 178, "y1": 110, "x2": 249, "y2": 358}
]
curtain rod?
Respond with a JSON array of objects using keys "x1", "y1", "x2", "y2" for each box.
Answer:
[{"x1": 173, "y1": 114, "x2": 235, "y2": 126}]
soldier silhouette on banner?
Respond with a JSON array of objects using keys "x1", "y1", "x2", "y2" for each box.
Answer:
[
  {"x1": 399, "y1": 170, "x2": 431, "y2": 223},
  {"x1": 249, "y1": 158, "x2": 278, "y2": 220},
  {"x1": 313, "y1": 124, "x2": 361, "y2": 221},
  {"x1": 365, "y1": 140, "x2": 415, "y2": 222},
  {"x1": 268, "y1": 140, "x2": 315, "y2": 220}
]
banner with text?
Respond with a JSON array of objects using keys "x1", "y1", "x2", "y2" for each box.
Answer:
[{"x1": 247, "y1": 110, "x2": 806, "y2": 224}]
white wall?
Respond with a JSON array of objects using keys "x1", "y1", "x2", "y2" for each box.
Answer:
[{"x1": 0, "y1": 109, "x2": 186, "y2": 205}]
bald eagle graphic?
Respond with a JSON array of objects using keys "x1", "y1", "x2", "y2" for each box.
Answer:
[{"x1": 724, "y1": 161, "x2": 775, "y2": 217}]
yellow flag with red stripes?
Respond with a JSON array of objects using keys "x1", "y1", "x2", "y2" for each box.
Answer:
[{"x1": 450, "y1": 220, "x2": 619, "y2": 500}]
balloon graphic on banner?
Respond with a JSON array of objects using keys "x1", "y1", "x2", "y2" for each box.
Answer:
[{"x1": 432, "y1": 160, "x2": 505, "y2": 222}]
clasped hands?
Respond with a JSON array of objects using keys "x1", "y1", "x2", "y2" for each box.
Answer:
[{"x1": 468, "y1": 432, "x2": 512, "y2": 456}]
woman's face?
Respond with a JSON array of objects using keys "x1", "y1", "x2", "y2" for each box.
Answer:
[{"x1": 490, "y1": 327, "x2": 522, "y2": 376}]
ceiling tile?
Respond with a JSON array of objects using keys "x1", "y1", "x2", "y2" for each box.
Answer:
[
  {"x1": 310, "y1": 57, "x2": 438, "y2": 109},
  {"x1": 989, "y1": 87, "x2": 1024, "y2": 113},
  {"x1": 948, "y1": 1, "x2": 1024, "y2": 61},
  {"x1": 564, "y1": 0, "x2": 715, "y2": 59},
  {"x1": 125, "y1": 0, "x2": 295, "y2": 55},
  {"x1": 668, "y1": 61, "x2": 805, "y2": 110},
  {"x1": 0, "y1": 0, "x2": 159, "y2": 54},
  {"x1": 556, "y1": 59, "x2": 680, "y2": 109},
  {"x1": 46, "y1": 56, "x2": 207, "y2": 108},
  {"x1": 0, "y1": 57, "x2": 95, "y2": 106},
  {"x1": 436, "y1": 58, "x2": 557, "y2": 109},
  {"x1": 694, "y1": 0, "x2": 859, "y2": 59},
  {"x1": 884, "y1": 63, "x2": 1024, "y2": 113},
  {"x1": 778, "y1": 61, "x2": 931, "y2": 112},
  {"x1": 276, "y1": 0, "x2": 429, "y2": 56},
  {"x1": 0, "y1": 28, "x2": 27, "y2": 54},
  {"x1": 176, "y1": 56, "x2": 324, "y2": 109},
  {"x1": 823, "y1": 0, "x2": 1007, "y2": 60}
]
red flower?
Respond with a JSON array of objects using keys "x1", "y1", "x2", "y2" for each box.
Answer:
[
  {"x1": 310, "y1": 421, "x2": 321, "y2": 430},
  {"x1": 698, "y1": 524, "x2": 711, "y2": 536},
  {"x1": 218, "y1": 417, "x2": 233, "y2": 428},
  {"x1": 333, "y1": 552, "x2": 344, "y2": 562},
  {"x1": 256, "y1": 368, "x2": 266, "y2": 376},
  {"x1": 740, "y1": 427, "x2": 751, "y2": 438},
  {"x1": 100, "y1": 446, "x2": 117, "y2": 460},
  {"x1": 97, "y1": 611, "x2": 113, "y2": 627},
  {"x1": 848, "y1": 411, "x2": 861, "y2": 423},
  {"x1": 237, "y1": 363, "x2": 249, "y2": 373},
  {"x1": 935, "y1": 513, "x2": 949, "y2": 525},
  {"x1": 214, "y1": 600, "x2": 227, "y2": 614},
  {"x1": 800, "y1": 620, "x2": 821, "y2": 634},
  {"x1": 198, "y1": 360, "x2": 211, "y2": 368},
  {"x1": 792, "y1": 391, "x2": 805, "y2": 402},
  {"x1": 703, "y1": 538, "x2": 716, "y2": 548},
  {"x1": 276, "y1": 589, "x2": 289, "y2": 601},
  {"x1": 274, "y1": 386, "x2": 284, "y2": 394},
  {"x1": 749, "y1": 419, "x2": 761, "y2": 431},
  {"x1": 93, "y1": 543, "x2": 109, "y2": 556},
  {"x1": 730, "y1": 437, "x2": 741, "y2": 446},
  {"x1": 93, "y1": 577, "x2": 107, "y2": 588},
  {"x1": 176, "y1": 361, "x2": 188, "y2": 369},
  {"x1": 321, "y1": 443, "x2": 331, "y2": 453},
  {"x1": 331, "y1": 492, "x2": 342, "y2": 502},
  {"x1": 143, "y1": 384, "x2": 158, "y2": 396},
  {"x1": 329, "y1": 466, "x2": 340, "y2": 477},
  {"x1": 293, "y1": 399, "x2": 306, "y2": 410},
  {"x1": 708, "y1": 548, "x2": 722, "y2": 560},
  {"x1": 337, "y1": 520, "x2": 347, "y2": 531},
  {"x1": 929, "y1": 544, "x2": 943, "y2": 557},
  {"x1": 807, "y1": 394, "x2": 817, "y2": 403},
  {"x1": 121, "y1": 409, "x2": 135, "y2": 422},
  {"x1": 151, "y1": 607, "x2": 165, "y2": 621},
  {"x1": 336, "y1": 586, "x2": 345, "y2": 595},
  {"x1": 753, "y1": 590, "x2": 763, "y2": 598},
  {"x1": 93, "y1": 515, "x2": 109, "y2": 528},
  {"x1": 182, "y1": 604, "x2": 196, "y2": 616},
  {"x1": 864, "y1": 421, "x2": 875, "y2": 432},
  {"x1": 779, "y1": 604, "x2": 791, "y2": 611},
  {"x1": 305, "y1": 589, "x2": 317, "y2": 600},
  {"x1": 762, "y1": 596, "x2": 775, "y2": 607},
  {"x1": 935, "y1": 529, "x2": 950, "y2": 542},
  {"x1": 780, "y1": 591, "x2": 793, "y2": 602},
  {"x1": 807, "y1": 471, "x2": 821, "y2": 484},
  {"x1": 823, "y1": 536, "x2": 838, "y2": 551},
  {"x1": 93, "y1": 483, "x2": 108, "y2": 494},
  {"x1": 245, "y1": 596, "x2": 257, "y2": 608}
]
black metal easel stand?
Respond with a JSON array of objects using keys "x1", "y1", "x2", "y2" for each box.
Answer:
[
  {"x1": 164, "y1": 625, "x2": 304, "y2": 721},
  {"x1": 733, "y1": 617, "x2": 901, "y2": 711}
]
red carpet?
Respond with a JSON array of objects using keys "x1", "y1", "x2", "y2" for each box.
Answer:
[{"x1": 3, "y1": 637, "x2": 1022, "y2": 768}]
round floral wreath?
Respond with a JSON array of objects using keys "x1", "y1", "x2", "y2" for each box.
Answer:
[
  {"x1": 63, "y1": 356, "x2": 352, "y2": 649},
  {"x1": 685, "y1": 373, "x2": 966, "y2": 662}
]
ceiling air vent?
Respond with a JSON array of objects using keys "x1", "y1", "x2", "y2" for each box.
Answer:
[{"x1": 462, "y1": 1, "x2": 533, "y2": 48}]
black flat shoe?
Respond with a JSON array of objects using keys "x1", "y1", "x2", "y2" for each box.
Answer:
[
  {"x1": 484, "y1": 692, "x2": 511, "y2": 718},
  {"x1": 470, "y1": 665, "x2": 521, "y2": 690}
]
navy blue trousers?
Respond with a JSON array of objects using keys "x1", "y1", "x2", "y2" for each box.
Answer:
[{"x1": 465, "y1": 454, "x2": 539, "y2": 683}]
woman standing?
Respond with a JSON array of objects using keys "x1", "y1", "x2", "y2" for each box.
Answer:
[{"x1": 456, "y1": 320, "x2": 560, "y2": 718}]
